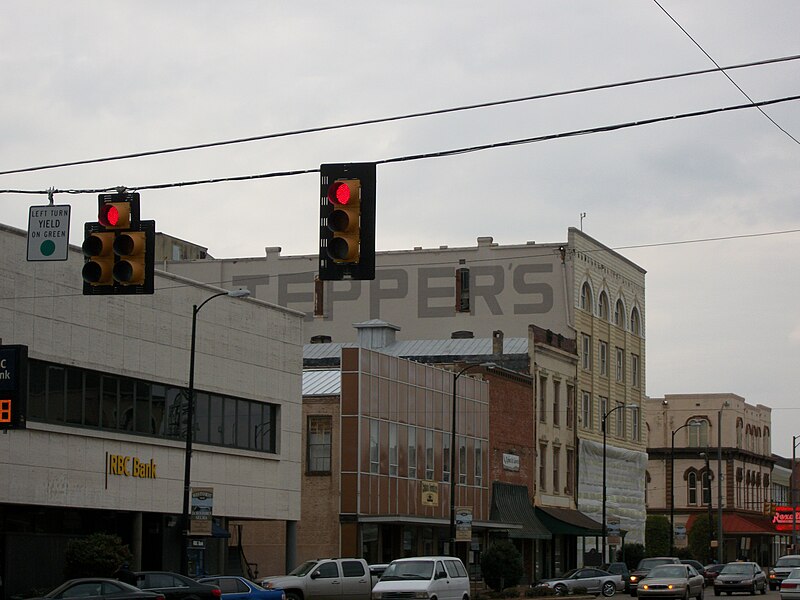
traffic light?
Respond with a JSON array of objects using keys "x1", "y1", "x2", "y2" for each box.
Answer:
[
  {"x1": 318, "y1": 162, "x2": 376, "y2": 280},
  {"x1": 82, "y1": 192, "x2": 155, "y2": 295}
]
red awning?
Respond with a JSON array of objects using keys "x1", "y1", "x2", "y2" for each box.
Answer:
[{"x1": 687, "y1": 513, "x2": 777, "y2": 536}]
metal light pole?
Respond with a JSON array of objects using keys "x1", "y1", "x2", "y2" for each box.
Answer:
[
  {"x1": 602, "y1": 404, "x2": 633, "y2": 563},
  {"x1": 449, "y1": 362, "x2": 494, "y2": 556},
  {"x1": 670, "y1": 420, "x2": 701, "y2": 550},
  {"x1": 793, "y1": 435, "x2": 800, "y2": 553},
  {"x1": 700, "y1": 452, "x2": 713, "y2": 563},
  {"x1": 181, "y1": 288, "x2": 250, "y2": 576},
  {"x1": 717, "y1": 400, "x2": 729, "y2": 563}
]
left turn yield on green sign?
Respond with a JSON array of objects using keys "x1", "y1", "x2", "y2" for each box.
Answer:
[{"x1": 27, "y1": 204, "x2": 71, "y2": 261}]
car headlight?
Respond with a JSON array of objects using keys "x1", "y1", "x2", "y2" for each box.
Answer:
[
  {"x1": 630, "y1": 576, "x2": 638, "y2": 582},
  {"x1": 412, "y1": 593, "x2": 431, "y2": 600},
  {"x1": 642, "y1": 585, "x2": 649, "y2": 590},
  {"x1": 742, "y1": 579, "x2": 753, "y2": 585}
]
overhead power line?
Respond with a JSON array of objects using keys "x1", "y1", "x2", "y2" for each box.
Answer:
[
  {"x1": 653, "y1": 0, "x2": 800, "y2": 146},
  {"x1": 2, "y1": 93, "x2": 797, "y2": 197},
  {"x1": 1, "y1": 53, "x2": 799, "y2": 177}
]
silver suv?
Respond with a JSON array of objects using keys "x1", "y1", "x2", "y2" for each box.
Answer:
[{"x1": 770, "y1": 555, "x2": 800, "y2": 590}]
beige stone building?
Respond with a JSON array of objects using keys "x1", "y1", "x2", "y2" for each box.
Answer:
[{"x1": 646, "y1": 393, "x2": 775, "y2": 564}]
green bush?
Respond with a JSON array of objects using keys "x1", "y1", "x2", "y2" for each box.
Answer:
[
  {"x1": 687, "y1": 513, "x2": 713, "y2": 563},
  {"x1": 645, "y1": 515, "x2": 671, "y2": 557},
  {"x1": 481, "y1": 539, "x2": 524, "y2": 592},
  {"x1": 527, "y1": 585, "x2": 555, "y2": 596},
  {"x1": 64, "y1": 532, "x2": 132, "y2": 579}
]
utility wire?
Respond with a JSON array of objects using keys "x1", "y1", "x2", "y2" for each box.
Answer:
[
  {"x1": 2, "y1": 93, "x2": 799, "y2": 197},
  {"x1": 1, "y1": 53, "x2": 800, "y2": 177},
  {"x1": 653, "y1": 0, "x2": 800, "y2": 146}
]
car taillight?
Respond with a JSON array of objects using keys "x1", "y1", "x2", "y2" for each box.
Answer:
[
  {"x1": 211, "y1": 588, "x2": 221, "y2": 598},
  {"x1": 156, "y1": 596, "x2": 165, "y2": 600},
  {"x1": 783, "y1": 583, "x2": 797, "y2": 589}
]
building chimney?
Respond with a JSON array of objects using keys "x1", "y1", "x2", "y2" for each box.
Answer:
[{"x1": 492, "y1": 330, "x2": 504, "y2": 356}]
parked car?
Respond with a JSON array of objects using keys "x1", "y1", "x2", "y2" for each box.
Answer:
[
  {"x1": 371, "y1": 556, "x2": 471, "y2": 600},
  {"x1": 29, "y1": 578, "x2": 164, "y2": 600},
  {"x1": 260, "y1": 558, "x2": 373, "y2": 600},
  {"x1": 713, "y1": 562, "x2": 767, "y2": 596},
  {"x1": 682, "y1": 561, "x2": 708, "y2": 586},
  {"x1": 197, "y1": 576, "x2": 285, "y2": 600},
  {"x1": 778, "y1": 567, "x2": 800, "y2": 600},
  {"x1": 135, "y1": 571, "x2": 221, "y2": 600},
  {"x1": 537, "y1": 567, "x2": 623, "y2": 597},
  {"x1": 771, "y1": 556, "x2": 800, "y2": 591},
  {"x1": 602, "y1": 563, "x2": 631, "y2": 591},
  {"x1": 369, "y1": 564, "x2": 389, "y2": 587},
  {"x1": 630, "y1": 558, "x2": 682, "y2": 596},
  {"x1": 704, "y1": 565, "x2": 727, "y2": 587},
  {"x1": 638, "y1": 564, "x2": 705, "y2": 600}
]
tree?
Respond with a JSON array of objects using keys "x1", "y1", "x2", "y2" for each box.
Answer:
[
  {"x1": 64, "y1": 532, "x2": 132, "y2": 579},
  {"x1": 688, "y1": 513, "x2": 713, "y2": 563},
  {"x1": 619, "y1": 543, "x2": 645, "y2": 570},
  {"x1": 481, "y1": 539, "x2": 524, "y2": 592},
  {"x1": 645, "y1": 515, "x2": 671, "y2": 557}
]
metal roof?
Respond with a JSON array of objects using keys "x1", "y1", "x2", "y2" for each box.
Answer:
[
  {"x1": 303, "y1": 336, "x2": 528, "y2": 361},
  {"x1": 302, "y1": 369, "x2": 341, "y2": 396}
]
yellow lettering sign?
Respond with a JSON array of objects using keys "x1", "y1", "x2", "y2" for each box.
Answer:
[{"x1": 108, "y1": 454, "x2": 157, "y2": 478}]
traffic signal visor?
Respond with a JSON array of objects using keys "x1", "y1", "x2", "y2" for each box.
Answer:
[
  {"x1": 113, "y1": 231, "x2": 146, "y2": 285},
  {"x1": 81, "y1": 232, "x2": 115, "y2": 285},
  {"x1": 327, "y1": 178, "x2": 361, "y2": 263},
  {"x1": 99, "y1": 201, "x2": 132, "y2": 229}
]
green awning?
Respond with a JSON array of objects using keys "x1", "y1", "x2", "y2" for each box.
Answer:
[
  {"x1": 535, "y1": 506, "x2": 602, "y2": 536},
  {"x1": 490, "y1": 482, "x2": 551, "y2": 540}
]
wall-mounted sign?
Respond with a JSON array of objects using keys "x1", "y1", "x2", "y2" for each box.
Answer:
[
  {"x1": 106, "y1": 453, "x2": 157, "y2": 478},
  {"x1": 422, "y1": 480, "x2": 439, "y2": 506},
  {"x1": 456, "y1": 507, "x2": 473, "y2": 541},
  {"x1": 502, "y1": 453, "x2": 520, "y2": 471},
  {"x1": 190, "y1": 487, "x2": 214, "y2": 536},
  {"x1": 0, "y1": 345, "x2": 28, "y2": 430}
]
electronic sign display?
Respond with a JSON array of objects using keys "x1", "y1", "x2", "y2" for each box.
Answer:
[{"x1": 0, "y1": 345, "x2": 28, "y2": 430}]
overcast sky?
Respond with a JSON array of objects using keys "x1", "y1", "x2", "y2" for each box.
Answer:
[{"x1": 1, "y1": 2, "x2": 798, "y2": 456}]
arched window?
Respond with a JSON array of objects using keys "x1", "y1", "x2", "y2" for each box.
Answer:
[
  {"x1": 630, "y1": 307, "x2": 641, "y2": 335},
  {"x1": 764, "y1": 427, "x2": 770, "y2": 454},
  {"x1": 581, "y1": 282, "x2": 593, "y2": 312},
  {"x1": 688, "y1": 419, "x2": 710, "y2": 447},
  {"x1": 614, "y1": 298, "x2": 625, "y2": 326},
  {"x1": 702, "y1": 470, "x2": 712, "y2": 505},
  {"x1": 598, "y1": 291, "x2": 609, "y2": 320},
  {"x1": 736, "y1": 419, "x2": 743, "y2": 448},
  {"x1": 688, "y1": 472, "x2": 698, "y2": 505}
]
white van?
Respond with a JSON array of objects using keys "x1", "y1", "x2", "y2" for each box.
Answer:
[{"x1": 371, "y1": 556, "x2": 470, "y2": 600}]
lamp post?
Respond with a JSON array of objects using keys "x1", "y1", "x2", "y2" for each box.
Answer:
[
  {"x1": 792, "y1": 435, "x2": 800, "y2": 553},
  {"x1": 716, "y1": 401, "x2": 729, "y2": 563},
  {"x1": 449, "y1": 362, "x2": 495, "y2": 556},
  {"x1": 180, "y1": 288, "x2": 250, "y2": 576},
  {"x1": 670, "y1": 420, "x2": 702, "y2": 550},
  {"x1": 601, "y1": 404, "x2": 633, "y2": 562},
  {"x1": 700, "y1": 452, "x2": 713, "y2": 563}
]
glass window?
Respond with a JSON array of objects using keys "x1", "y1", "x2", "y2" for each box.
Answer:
[
  {"x1": 688, "y1": 472, "x2": 698, "y2": 505},
  {"x1": 581, "y1": 392, "x2": 592, "y2": 429},
  {"x1": 566, "y1": 448, "x2": 574, "y2": 493},
  {"x1": 209, "y1": 395, "x2": 224, "y2": 445},
  {"x1": 566, "y1": 385, "x2": 574, "y2": 430},
  {"x1": 66, "y1": 368, "x2": 83, "y2": 425},
  {"x1": 475, "y1": 443, "x2": 483, "y2": 488},
  {"x1": 370, "y1": 420, "x2": 380, "y2": 474},
  {"x1": 223, "y1": 397, "x2": 237, "y2": 445},
  {"x1": 630, "y1": 307, "x2": 641, "y2": 335},
  {"x1": 119, "y1": 379, "x2": 135, "y2": 432},
  {"x1": 538, "y1": 375, "x2": 547, "y2": 423},
  {"x1": 308, "y1": 416, "x2": 332, "y2": 473},
  {"x1": 552, "y1": 381, "x2": 560, "y2": 427},
  {"x1": 552, "y1": 446, "x2": 560, "y2": 493},
  {"x1": 581, "y1": 335, "x2": 592, "y2": 371},
  {"x1": 135, "y1": 381, "x2": 151, "y2": 434},
  {"x1": 101, "y1": 375, "x2": 118, "y2": 429},
  {"x1": 249, "y1": 402, "x2": 263, "y2": 450},
  {"x1": 631, "y1": 354, "x2": 640, "y2": 387},
  {"x1": 425, "y1": 429, "x2": 434, "y2": 480},
  {"x1": 614, "y1": 298, "x2": 624, "y2": 326},
  {"x1": 389, "y1": 422, "x2": 398, "y2": 476},
  {"x1": 342, "y1": 560, "x2": 366, "y2": 577},
  {"x1": 615, "y1": 402, "x2": 624, "y2": 437},
  {"x1": 630, "y1": 406, "x2": 640, "y2": 440},
  {"x1": 615, "y1": 347, "x2": 624, "y2": 382},
  {"x1": 580, "y1": 282, "x2": 593, "y2": 311},
  {"x1": 28, "y1": 360, "x2": 46, "y2": 419},
  {"x1": 442, "y1": 434, "x2": 451, "y2": 483},
  {"x1": 235, "y1": 399, "x2": 250, "y2": 449},
  {"x1": 598, "y1": 291, "x2": 609, "y2": 320},
  {"x1": 48, "y1": 366, "x2": 66, "y2": 423},
  {"x1": 599, "y1": 341, "x2": 608, "y2": 376},
  {"x1": 458, "y1": 436, "x2": 467, "y2": 485},
  {"x1": 151, "y1": 385, "x2": 167, "y2": 435},
  {"x1": 316, "y1": 561, "x2": 340, "y2": 578},
  {"x1": 539, "y1": 443, "x2": 547, "y2": 490},
  {"x1": 195, "y1": 392, "x2": 210, "y2": 444},
  {"x1": 84, "y1": 371, "x2": 101, "y2": 427},
  {"x1": 408, "y1": 427, "x2": 417, "y2": 479}
]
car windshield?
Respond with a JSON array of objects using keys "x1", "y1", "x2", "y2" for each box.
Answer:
[
  {"x1": 721, "y1": 564, "x2": 753, "y2": 575},
  {"x1": 649, "y1": 566, "x2": 687, "y2": 578},
  {"x1": 639, "y1": 559, "x2": 675, "y2": 570},
  {"x1": 288, "y1": 560, "x2": 319, "y2": 576},
  {"x1": 777, "y1": 558, "x2": 800, "y2": 568},
  {"x1": 381, "y1": 560, "x2": 434, "y2": 581},
  {"x1": 560, "y1": 569, "x2": 580, "y2": 579}
]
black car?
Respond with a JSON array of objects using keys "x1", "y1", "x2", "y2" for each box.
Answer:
[
  {"x1": 135, "y1": 571, "x2": 220, "y2": 600},
  {"x1": 30, "y1": 578, "x2": 164, "y2": 600},
  {"x1": 602, "y1": 563, "x2": 631, "y2": 591}
]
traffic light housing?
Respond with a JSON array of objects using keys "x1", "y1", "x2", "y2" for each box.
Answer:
[
  {"x1": 318, "y1": 162, "x2": 376, "y2": 280},
  {"x1": 82, "y1": 192, "x2": 155, "y2": 295}
]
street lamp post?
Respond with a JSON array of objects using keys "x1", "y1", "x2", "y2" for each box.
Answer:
[
  {"x1": 449, "y1": 362, "x2": 494, "y2": 556},
  {"x1": 700, "y1": 452, "x2": 713, "y2": 563},
  {"x1": 717, "y1": 401, "x2": 729, "y2": 564},
  {"x1": 180, "y1": 288, "x2": 250, "y2": 576},
  {"x1": 792, "y1": 435, "x2": 800, "y2": 552},
  {"x1": 601, "y1": 404, "x2": 634, "y2": 563},
  {"x1": 670, "y1": 420, "x2": 702, "y2": 550}
]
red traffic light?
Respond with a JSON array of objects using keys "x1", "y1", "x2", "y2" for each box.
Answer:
[
  {"x1": 328, "y1": 181, "x2": 353, "y2": 205},
  {"x1": 99, "y1": 202, "x2": 132, "y2": 228}
]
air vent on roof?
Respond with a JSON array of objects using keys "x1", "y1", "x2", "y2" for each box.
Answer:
[{"x1": 310, "y1": 335, "x2": 332, "y2": 344}]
